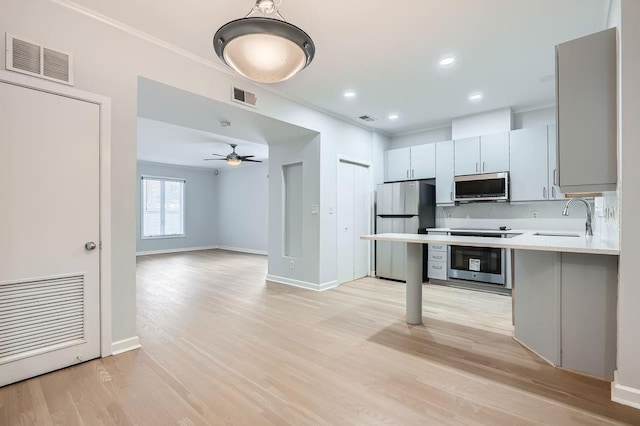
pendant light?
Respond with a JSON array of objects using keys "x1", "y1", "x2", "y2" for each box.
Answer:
[{"x1": 213, "y1": 0, "x2": 315, "y2": 84}]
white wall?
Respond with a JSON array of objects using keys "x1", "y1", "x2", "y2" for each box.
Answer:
[
  {"x1": 216, "y1": 163, "x2": 268, "y2": 254},
  {"x1": 514, "y1": 107, "x2": 556, "y2": 129},
  {"x1": 614, "y1": 0, "x2": 640, "y2": 409},
  {"x1": 389, "y1": 127, "x2": 452, "y2": 149},
  {"x1": 136, "y1": 162, "x2": 217, "y2": 254},
  {"x1": 1, "y1": 0, "x2": 382, "y2": 341},
  {"x1": 452, "y1": 107, "x2": 514, "y2": 139}
]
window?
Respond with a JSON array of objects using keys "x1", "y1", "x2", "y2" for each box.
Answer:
[{"x1": 141, "y1": 176, "x2": 185, "y2": 238}]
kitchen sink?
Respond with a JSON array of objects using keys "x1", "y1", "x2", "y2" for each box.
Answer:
[{"x1": 533, "y1": 232, "x2": 580, "y2": 237}]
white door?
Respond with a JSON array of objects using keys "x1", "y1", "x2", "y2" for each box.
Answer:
[
  {"x1": 480, "y1": 132, "x2": 510, "y2": 173},
  {"x1": 510, "y1": 127, "x2": 549, "y2": 202},
  {"x1": 454, "y1": 136, "x2": 481, "y2": 176},
  {"x1": 337, "y1": 161, "x2": 370, "y2": 284},
  {"x1": 385, "y1": 147, "x2": 411, "y2": 182},
  {"x1": 0, "y1": 81, "x2": 101, "y2": 387},
  {"x1": 410, "y1": 144, "x2": 436, "y2": 180}
]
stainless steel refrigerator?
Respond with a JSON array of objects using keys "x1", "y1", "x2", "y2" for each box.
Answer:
[{"x1": 375, "y1": 181, "x2": 435, "y2": 281}]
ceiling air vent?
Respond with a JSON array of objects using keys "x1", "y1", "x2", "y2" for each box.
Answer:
[
  {"x1": 5, "y1": 34, "x2": 74, "y2": 85},
  {"x1": 359, "y1": 115, "x2": 377, "y2": 122},
  {"x1": 231, "y1": 86, "x2": 257, "y2": 108}
]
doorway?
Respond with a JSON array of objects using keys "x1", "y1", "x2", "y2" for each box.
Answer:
[{"x1": 337, "y1": 159, "x2": 370, "y2": 284}]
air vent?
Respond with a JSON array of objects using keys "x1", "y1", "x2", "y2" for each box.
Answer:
[
  {"x1": 5, "y1": 34, "x2": 74, "y2": 85},
  {"x1": 359, "y1": 115, "x2": 377, "y2": 122},
  {"x1": 0, "y1": 274, "x2": 86, "y2": 364},
  {"x1": 232, "y1": 86, "x2": 257, "y2": 108}
]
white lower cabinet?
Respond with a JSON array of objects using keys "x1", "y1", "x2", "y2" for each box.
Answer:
[{"x1": 427, "y1": 236, "x2": 448, "y2": 281}]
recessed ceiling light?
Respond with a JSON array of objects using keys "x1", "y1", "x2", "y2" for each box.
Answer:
[
  {"x1": 388, "y1": 114, "x2": 399, "y2": 120},
  {"x1": 344, "y1": 90, "x2": 356, "y2": 98},
  {"x1": 439, "y1": 56, "x2": 456, "y2": 67},
  {"x1": 468, "y1": 92, "x2": 483, "y2": 102}
]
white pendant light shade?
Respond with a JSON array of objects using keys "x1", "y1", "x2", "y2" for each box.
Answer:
[
  {"x1": 213, "y1": 4, "x2": 315, "y2": 84},
  {"x1": 226, "y1": 157, "x2": 242, "y2": 166},
  {"x1": 223, "y1": 33, "x2": 307, "y2": 84}
]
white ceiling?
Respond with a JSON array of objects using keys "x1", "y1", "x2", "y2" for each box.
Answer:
[
  {"x1": 137, "y1": 78, "x2": 317, "y2": 168},
  {"x1": 69, "y1": 0, "x2": 609, "y2": 135}
]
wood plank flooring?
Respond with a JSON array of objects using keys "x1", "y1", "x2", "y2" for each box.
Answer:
[{"x1": 2, "y1": 249, "x2": 640, "y2": 425}]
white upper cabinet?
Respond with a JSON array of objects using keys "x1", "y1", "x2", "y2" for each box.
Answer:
[
  {"x1": 385, "y1": 144, "x2": 436, "y2": 182},
  {"x1": 410, "y1": 143, "x2": 436, "y2": 180},
  {"x1": 385, "y1": 147, "x2": 411, "y2": 182},
  {"x1": 547, "y1": 125, "x2": 564, "y2": 200},
  {"x1": 454, "y1": 136, "x2": 481, "y2": 176},
  {"x1": 510, "y1": 127, "x2": 549, "y2": 202},
  {"x1": 435, "y1": 140, "x2": 455, "y2": 205},
  {"x1": 454, "y1": 133, "x2": 509, "y2": 176},
  {"x1": 556, "y1": 28, "x2": 617, "y2": 193},
  {"x1": 480, "y1": 132, "x2": 510, "y2": 173}
]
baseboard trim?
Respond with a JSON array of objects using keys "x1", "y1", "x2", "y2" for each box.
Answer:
[
  {"x1": 266, "y1": 275, "x2": 338, "y2": 292},
  {"x1": 136, "y1": 245, "x2": 219, "y2": 256},
  {"x1": 512, "y1": 336, "x2": 557, "y2": 367},
  {"x1": 612, "y1": 371, "x2": 640, "y2": 409},
  {"x1": 218, "y1": 246, "x2": 268, "y2": 256},
  {"x1": 111, "y1": 336, "x2": 142, "y2": 356}
]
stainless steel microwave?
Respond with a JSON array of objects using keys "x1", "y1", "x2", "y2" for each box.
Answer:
[{"x1": 454, "y1": 172, "x2": 509, "y2": 202}]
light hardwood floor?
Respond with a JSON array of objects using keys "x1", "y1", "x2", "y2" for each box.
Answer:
[{"x1": 2, "y1": 249, "x2": 640, "y2": 425}]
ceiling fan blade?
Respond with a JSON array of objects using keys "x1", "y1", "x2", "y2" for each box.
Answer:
[
  {"x1": 238, "y1": 155, "x2": 255, "y2": 159},
  {"x1": 242, "y1": 159, "x2": 263, "y2": 163},
  {"x1": 210, "y1": 153, "x2": 226, "y2": 157},
  {"x1": 204, "y1": 158, "x2": 227, "y2": 161}
]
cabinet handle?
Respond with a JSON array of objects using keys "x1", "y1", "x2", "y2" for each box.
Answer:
[
  {"x1": 553, "y1": 169, "x2": 557, "y2": 185},
  {"x1": 543, "y1": 187, "x2": 547, "y2": 199},
  {"x1": 483, "y1": 162, "x2": 486, "y2": 172},
  {"x1": 406, "y1": 169, "x2": 409, "y2": 178},
  {"x1": 552, "y1": 187, "x2": 556, "y2": 199},
  {"x1": 450, "y1": 191, "x2": 453, "y2": 201},
  {"x1": 412, "y1": 169, "x2": 415, "y2": 178},
  {"x1": 476, "y1": 162, "x2": 479, "y2": 173},
  {"x1": 433, "y1": 265, "x2": 442, "y2": 270}
]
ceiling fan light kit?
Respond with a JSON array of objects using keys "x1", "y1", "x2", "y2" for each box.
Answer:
[
  {"x1": 204, "y1": 143, "x2": 263, "y2": 166},
  {"x1": 213, "y1": 0, "x2": 315, "y2": 84}
]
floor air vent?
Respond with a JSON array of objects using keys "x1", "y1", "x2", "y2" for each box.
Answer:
[
  {"x1": 5, "y1": 34, "x2": 74, "y2": 85},
  {"x1": 232, "y1": 86, "x2": 257, "y2": 108},
  {"x1": 0, "y1": 274, "x2": 86, "y2": 364}
]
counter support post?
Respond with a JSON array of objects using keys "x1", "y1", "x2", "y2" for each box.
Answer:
[{"x1": 406, "y1": 242, "x2": 423, "y2": 325}]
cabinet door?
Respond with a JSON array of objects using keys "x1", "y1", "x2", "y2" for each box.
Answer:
[
  {"x1": 557, "y1": 28, "x2": 617, "y2": 193},
  {"x1": 410, "y1": 143, "x2": 436, "y2": 179},
  {"x1": 385, "y1": 147, "x2": 411, "y2": 182},
  {"x1": 435, "y1": 140, "x2": 455, "y2": 205},
  {"x1": 510, "y1": 127, "x2": 549, "y2": 202},
  {"x1": 547, "y1": 125, "x2": 564, "y2": 200},
  {"x1": 480, "y1": 132, "x2": 510, "y2": 173},
  {"x1": 454, "y1": 136, "x2": 481, "y2": 176}
]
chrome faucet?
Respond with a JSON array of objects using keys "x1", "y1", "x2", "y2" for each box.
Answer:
[{"x1": 562, "y1": 198, "x2": 593, "y2": 236}]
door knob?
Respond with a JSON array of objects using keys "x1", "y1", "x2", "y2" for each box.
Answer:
[{"x1": 85, "y1": 242, "x2": 97, "y2": 251}]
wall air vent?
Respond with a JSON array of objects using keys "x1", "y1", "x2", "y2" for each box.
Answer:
[
  {"x1": 5, "y1": 34, "x2": 74, "y2": 85},
  {"x1": 359, "y1": 115, "x2": 377, "y2": 122},
  {"x1": 231, "y1": 86, "x2": 257, "y2": 108}
]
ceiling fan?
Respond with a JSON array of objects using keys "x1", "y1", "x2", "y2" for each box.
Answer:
[{"x1": 204, "y1": 144, "x2": 263, "y2": 166}]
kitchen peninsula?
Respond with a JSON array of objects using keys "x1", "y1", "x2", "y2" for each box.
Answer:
[{"x1": 362, "y1": 230, "x2": 619, "y2": 379}]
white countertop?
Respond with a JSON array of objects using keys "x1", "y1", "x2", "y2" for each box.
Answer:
[{"x1": 361, "y1": 229, "x2": 619, "y2": 256}]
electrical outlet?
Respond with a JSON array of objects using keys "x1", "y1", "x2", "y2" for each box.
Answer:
[
  {"x1": 289, "y1": 260, "x2": 295, "y2": 269},
  {"x1": 446, "y1": 212, "x2": 453, "y2": 219},
  {"x1": 531, "y1": 211, "x2": 538, "y2": 219}
]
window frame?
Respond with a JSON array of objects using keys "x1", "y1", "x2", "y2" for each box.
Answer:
[{"x1": 140, "y1": 175, "x2": 186, "y2": 240}]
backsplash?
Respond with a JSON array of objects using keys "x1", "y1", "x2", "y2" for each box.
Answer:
[
  {"x1": 594, "y1": 192, "x2": 620, "y2": 245},
  {"x1": 437, "y1": 200, "x2": 594, "y2": 232}
]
